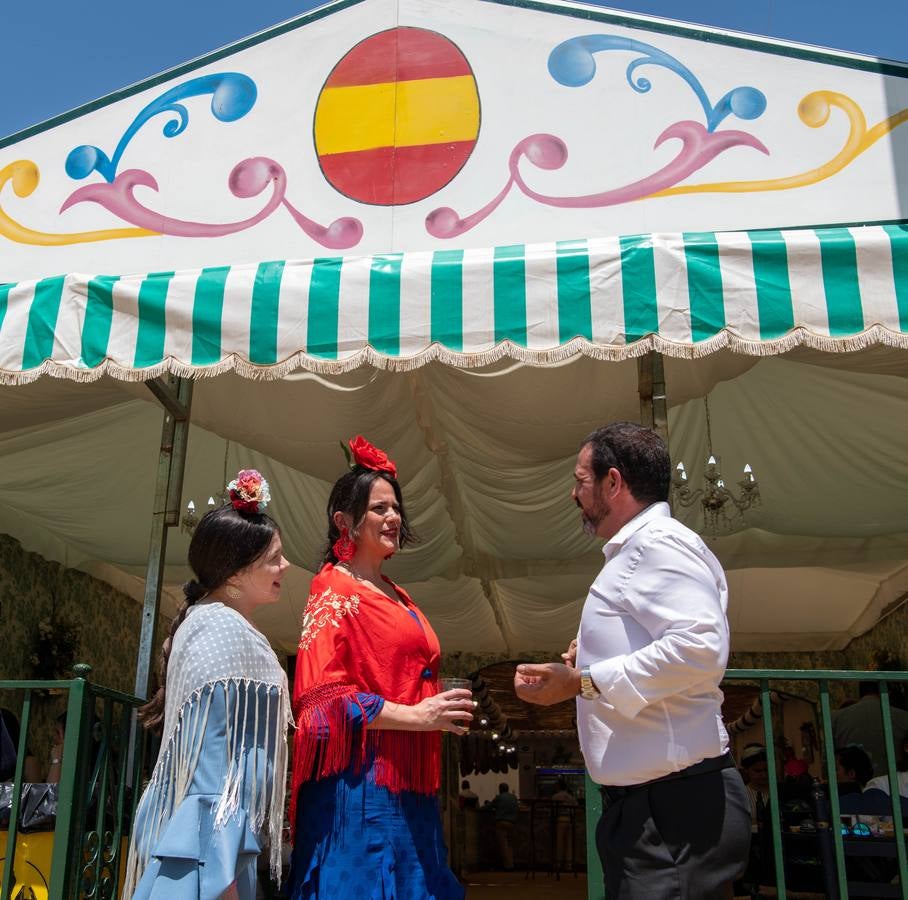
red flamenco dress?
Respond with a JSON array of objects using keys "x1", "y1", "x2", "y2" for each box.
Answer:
[{"x1": 285, "y1": 564, "x2": 464, "y2": 899}]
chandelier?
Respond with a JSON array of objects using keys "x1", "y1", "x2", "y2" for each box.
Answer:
[
  {"x1": 180, "y1": 443, "x2": 231, "y2": 534},
  {"x1": 180, "y1": 496, "x2": 220, "y2": 534},
  {"x1": 671, "y1": 397, "x2": 761, "y2": 534}
]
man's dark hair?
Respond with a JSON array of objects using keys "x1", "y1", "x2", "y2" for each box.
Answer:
[
  {"x1": 461, "y1": 780, "x2": 471, "y2": 789},
  {"x1": 835, "y1": 745, "x2": 873, "y2": 787},
  {"x1": 581, "y1": 422, "x2": 670, "y2": 504},
  {"x1": 741, "y1": 743, "x2": 767, "y2": 769},
  {"x1": 858, "y1": 681, "x2": 880, "y2": 698},
  {"x1": 498, "y1": 783, "x2": 509, "y2": 793}
]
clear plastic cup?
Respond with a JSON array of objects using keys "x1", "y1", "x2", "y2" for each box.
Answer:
[{"x1": 440, "y1": 677, "x2": 472, "y2": 728}]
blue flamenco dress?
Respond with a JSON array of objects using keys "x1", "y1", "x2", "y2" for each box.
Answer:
[
  {"x1": 124, "y1": 603, "x2": 292, "y2": 900},
  {"x1": 285, "y1": 564, "x2": 463, "y2": 900}
]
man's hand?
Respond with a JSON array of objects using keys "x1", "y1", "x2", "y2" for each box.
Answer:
[
  {"x1": 561, "y1": 638, "x2": 578, "y2": 668},
  {"x1": 514, "y1": 663, "x2": 581, "y2": 706}
]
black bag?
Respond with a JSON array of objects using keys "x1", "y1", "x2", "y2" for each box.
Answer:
[
  {"x1": 0, "y1": 782, "x2": 59, "y2": 832},
  {"x1": 18, "y1": 782, "x2": 58, "y2": 832}
]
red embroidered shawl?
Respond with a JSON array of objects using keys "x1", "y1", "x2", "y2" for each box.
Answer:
[{"x1": 290, "y1": 564, "x2": 442, "y2": 826}]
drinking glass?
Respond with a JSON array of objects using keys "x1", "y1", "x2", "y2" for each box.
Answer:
[{"x1": 440, "y1": 677, "x2": 473, "y2": 729}]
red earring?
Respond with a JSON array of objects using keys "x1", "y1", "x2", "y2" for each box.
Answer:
[{"x1": 333, "y1": 527, "x2": 356, "y2": 562}]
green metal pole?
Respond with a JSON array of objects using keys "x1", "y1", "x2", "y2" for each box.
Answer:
[
  {"x1": 760, "y1": 680, "x2": 787, "y2": 900},
  {"x1": 819, "y1": 678, "x2": 848, "y2": 899},
  {"x1": 585, "y1": 772, "x2": 605, "y2": 900},
  {"x1": 878, "y1": 682, "x2": 908, "y2": 898},
  {"x1": 1, "y1": 689, "x2": 31, "y2": 899},
  {"x1": 48, "y1": 668, "x2": 90, "y2": 900},
  {"x1": 108, "y1": 699, "x2": 135, "y2": 899},
  {"x1": 84, "y1": 697, "x2": 115, "y2": 898}
]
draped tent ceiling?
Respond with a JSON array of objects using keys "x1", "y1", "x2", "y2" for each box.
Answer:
[
  {"x1": 3, "y1": 0, "x2": 908, "y2": 659},
  {"x1": 1, "y1": 342, "x2": 907, "y2": 655}
]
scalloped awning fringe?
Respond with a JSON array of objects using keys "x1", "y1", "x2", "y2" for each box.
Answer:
[{"x1": 2, "y1": 224, "x2": 907, "y2": 384}]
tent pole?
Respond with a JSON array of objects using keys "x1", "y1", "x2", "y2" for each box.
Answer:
[
  {"x1": 637, "y1": 351, "x2": 668, "y2": 446},
  {"x1": 134, "y1": 375, "x2": 193, "y2": 700}
]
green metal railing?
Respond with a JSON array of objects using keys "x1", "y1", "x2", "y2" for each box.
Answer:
[
  {"x1": 585, "y1": 669, "x2": 908, "y2": 900},
  {"x1": 1, "y1": 665, "x2": 147, "y2": 900}
]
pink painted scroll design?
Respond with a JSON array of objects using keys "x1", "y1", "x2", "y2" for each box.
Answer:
[
  {"x1": 61, "y1": 157, "x2": 363, "y2": 250},
  {"x1": 426, "y1": 125, "x2": 768, "y2": 239}
]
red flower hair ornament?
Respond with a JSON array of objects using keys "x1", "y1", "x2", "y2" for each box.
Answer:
[{"x1": 346, "y1": 435, "x2": 398, "y2": 479}]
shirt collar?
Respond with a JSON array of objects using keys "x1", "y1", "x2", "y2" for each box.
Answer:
[{"x1": 602, "y1": 501, "x2": 671, "y2": 560}]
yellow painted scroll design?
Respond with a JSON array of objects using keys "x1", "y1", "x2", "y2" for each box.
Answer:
[
  {"x1": 0, "y1": 160, "x2": 156, "y2": 246},
  {"x1": 652, "y1": 91, "x2": 908, "y2": 197}
]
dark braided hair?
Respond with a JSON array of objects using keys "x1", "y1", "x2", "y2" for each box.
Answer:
[
  {"x1": 322, "y1": 467, "x2": 416, "y2": 566},
  {"x1": 138, "y1": 505, "x2": 279, "y2": 731}
]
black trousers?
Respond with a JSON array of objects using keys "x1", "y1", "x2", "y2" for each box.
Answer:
[{"x1": 596, "y1": 764, "x2": 751, "y2": 900}]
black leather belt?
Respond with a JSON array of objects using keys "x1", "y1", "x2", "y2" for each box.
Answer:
[{"x1": 600, "y1": 752, "x2": 734, "y2": 806}]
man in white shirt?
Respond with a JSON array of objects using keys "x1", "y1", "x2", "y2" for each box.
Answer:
[{"x1": 515, "y1": 422, "x2": 750, "y2": 899}]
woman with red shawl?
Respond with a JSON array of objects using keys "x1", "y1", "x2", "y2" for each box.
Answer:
[{"x1": 286, "y1": 437, "x2": 471, "y2": 899}]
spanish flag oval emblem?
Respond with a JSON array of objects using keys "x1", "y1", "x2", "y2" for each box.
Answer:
[{"x1": 314, "y1": 27, "x2": 481, "y2": 206}]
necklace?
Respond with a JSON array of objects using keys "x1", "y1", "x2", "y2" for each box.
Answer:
[{"x1": 337, "y1": 563, "x2": 407, "y2": 607}]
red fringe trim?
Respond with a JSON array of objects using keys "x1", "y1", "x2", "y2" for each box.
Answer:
[
  {"x1": 368, "y1": 729, "x2": 441, "y2": 797},
  {"x1": 289, "y1": 683, "x2": 443, "y2": 840},
  {"x1": 289, "y1": 682, "x2": 366, "y2": 836}
]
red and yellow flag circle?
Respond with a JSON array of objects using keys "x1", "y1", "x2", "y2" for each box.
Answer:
[{"x1": 314, "y1": 27, "x2": 481, "y2": 206}]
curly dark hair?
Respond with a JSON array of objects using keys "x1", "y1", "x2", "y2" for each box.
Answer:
[{"x1": 581, "y1": 422, "x2": 670, "y2": 505}]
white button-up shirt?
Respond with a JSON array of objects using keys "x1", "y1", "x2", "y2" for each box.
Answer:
[{"x1": 576, "y1": 501, "x2": 730, "y2": 786}]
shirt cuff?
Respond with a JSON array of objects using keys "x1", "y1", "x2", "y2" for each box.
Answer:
[
  {"x1": 589, "y1": 659, "x2": 649, "y2": 720},
  {"x1": 354, "y1": 692, "x2": 385, "y2": 726}
]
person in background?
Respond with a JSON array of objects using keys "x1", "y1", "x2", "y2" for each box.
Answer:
[
  {"x1": 459, "y1": 779, "x2": 479, "y2": 809},
  {"x1": 833, "y1": 681, "x2": 908, "y2": 778},
  {"x1": 835, "y1": 744, "x2": 874, "y2": 795},
  {"x1": 863, "y1": 733, "x2": 908, "y2": 798},
  {"x1": 45, "y1": 712, "x2": 66, "y2": 783},
  {"x1": 735, "y1": 743, "x2": 775, "y2": 894},
  {"x1": 782, "y1": 740, "x2": 809, "y2": 780},
  {"x1": 490, "y1": 783, "x2": 519, "y2": 871},
  {"x1": 551, "y1": 777, "x2": 578, "y2": 872},
  {"x1": 0, "y1": 708, "x2": 41, "y2": 783},
  {"x1": 740, "y1": 743, "x2": 771, "y2": 828}
]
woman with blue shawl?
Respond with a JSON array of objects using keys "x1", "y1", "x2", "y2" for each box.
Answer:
[{"x1": 124, "y1": 470, "x2": 293, "y2": 899}]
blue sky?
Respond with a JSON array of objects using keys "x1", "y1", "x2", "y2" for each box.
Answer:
[{"x1": 3, "y1": 0, "x2": 908, "y2": 140}]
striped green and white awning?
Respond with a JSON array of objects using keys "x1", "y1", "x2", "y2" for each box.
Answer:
[{"x1": 2, "y1": 224, "x2": 907, "y2": 383}]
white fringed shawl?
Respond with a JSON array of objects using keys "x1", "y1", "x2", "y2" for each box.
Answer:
[{"x1": 124, "y1": 602, "x2": 292, "y2": 895}]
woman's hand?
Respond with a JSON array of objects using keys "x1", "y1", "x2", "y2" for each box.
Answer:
[
  {"x1": 369, "y1": 689, "x2": 474, "y2": 733},
  {"x1": 412, "y1": 689, "x2": 474, "y2": 734}
]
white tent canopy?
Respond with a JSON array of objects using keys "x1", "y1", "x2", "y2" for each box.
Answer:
[{"x1": 2, "y1": 344, "x2": 907, "y2": 654}]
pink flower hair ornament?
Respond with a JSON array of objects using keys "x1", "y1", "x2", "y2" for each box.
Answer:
[{"x1": 228, "y1": 469, "x2": 271, "y2": 514}]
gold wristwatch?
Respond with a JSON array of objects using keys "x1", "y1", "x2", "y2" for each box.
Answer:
[{"x1": 579, "y1": 666, "x2": 600, "y2": 700}]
